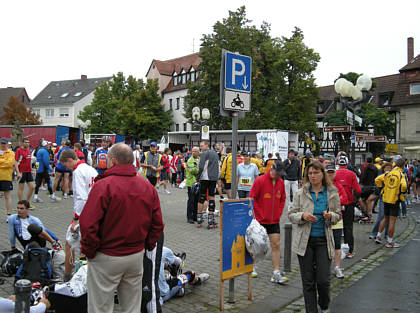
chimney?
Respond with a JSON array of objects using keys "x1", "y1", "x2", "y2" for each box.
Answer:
[
  {"x1": 81, "y1": 74, "x2": 87, "y2": 80},
  {"x1": 407, "y1": 37, "x2": 414, "y2": 63}
]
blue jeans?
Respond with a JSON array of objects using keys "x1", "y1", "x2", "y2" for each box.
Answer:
[
  {"x1": 162, "y1": 285, "x2": 183, "y2": 302},
  {"x1": 371, "y1": 198, "x2": 389, "y2": 238}
]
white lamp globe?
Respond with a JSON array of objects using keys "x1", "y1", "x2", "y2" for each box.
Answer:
[
  {"x1": 192, "y1": 107, "x2": 200, "y2": 121},
  {"x1": 202, "y1": 108, "x2": 211, "y2": 120},
  {"x1": 334, "y1": 78, "x2": 347, "y2": 94},
  {"x1": 340, "y1": 80, "x2": 355, "y2": 98},
  {"x1": 356, "y1": 74, "x2": 372, "y2": 91}
]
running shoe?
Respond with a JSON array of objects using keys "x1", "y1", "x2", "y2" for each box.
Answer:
[
  {"x1": 270, "y1": 271, "x2": 289, "y2": 284},
  {"x1": 375, "y1": 236, "x2": 382, "y2": 244},
  {"x1": 40, "y1": 186, "x2": 47, "y2": 191},
  {"x1": 164, "y1": 190, "x2": 171, "y2": 194},
  {"x1": 29, "y1": 204, "x2": 35, "y2": 210},
  {"x1": 251, "y1": 271, "x2": 258, "y2": 278},
  {"x1": 50, "y1": 195, "x2": 61, "y2": 202},
  {"x1": 196, "y1": 273, "x2": 210, "y2": 284},
  {"x1": 63, "y1": 194, "x2": 69, "y2": 199},
  {"x1": 334, "y1": 267, "x2": 344, "y2": 279},
  {"x1": 345, "y1": 252, "x2": 355, "y2": 259},
  {"x1": 33, "y1": 197, "x2": 43, "y2": 203},
  {"x1": 385, "y1": 242, "x2": 400, "y2": 248}
]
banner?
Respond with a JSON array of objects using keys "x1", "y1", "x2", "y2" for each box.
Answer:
[{"x1": 256, "y1": 131, "x2": 289, "y2": 161}]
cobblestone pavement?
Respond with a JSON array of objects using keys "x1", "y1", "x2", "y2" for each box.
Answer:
[{"x1": 0, "y1": 181, "x2": 416, "y2": 312}]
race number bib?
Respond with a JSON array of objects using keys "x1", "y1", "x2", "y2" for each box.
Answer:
[
  {"x1": 240, "y1": 177, "x2": 252, "y2": 187},
  {"x1": 35, "y1": 162, "x2": 39, "y2": 170}
]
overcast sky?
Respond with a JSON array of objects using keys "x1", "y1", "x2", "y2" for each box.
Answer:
[{"x1": 1, "y1": 0, "x2": 419, "y2": 98}]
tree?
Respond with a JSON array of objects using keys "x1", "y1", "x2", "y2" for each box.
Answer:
[
  {"x1": 185, "y1": 6, "x2": 320, "y2": 137},
  {"x1": 2, "y1": 96, "x2": 41, "y2": 125},
  {"x1": 79, "y1": 72, "x2": 172, "y2": 141}
]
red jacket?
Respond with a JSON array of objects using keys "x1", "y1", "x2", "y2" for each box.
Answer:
[
  {"x1": 249, "y1": 172, "x2": 286, "y2": 224},
  {"x1": 334, "y1": 166, "x2": 361, "y2": 205},
  {"x1": 80, "y1": 164, "x2": 164, "y2": 259},
  {"x1": 334, "y1": 181, "x2": 348, "y2": 206}
]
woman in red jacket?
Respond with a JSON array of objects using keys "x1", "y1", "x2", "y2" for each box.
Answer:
[{"x1": 249, "y1": 161, "x2": 288, "y2": 284}]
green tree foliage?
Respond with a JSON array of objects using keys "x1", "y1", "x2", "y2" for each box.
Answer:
[
  {"x1": 79, "y1": 72, "x2": 172, "y2": 140},
  {"x1": 185, "y1": 6, "x2": 320, "y2": 137}
]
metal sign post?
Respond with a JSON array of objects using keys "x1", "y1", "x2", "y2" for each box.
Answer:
[{"x1": 220, "y1": 50, "x2": 252, "y2": 305}]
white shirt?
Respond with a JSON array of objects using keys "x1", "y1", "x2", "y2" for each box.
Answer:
[
  {"x1": 72, "y1": 163, "x2": 98, "y2": 217},
  {"x1": 21, "y1": 218, "x2": 31, "y2": 240},
  {"x1": 133, "y1": 150, "x2": 140, "y2": 167}
]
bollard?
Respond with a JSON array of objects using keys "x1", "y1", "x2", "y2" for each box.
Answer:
[
  {"x1": 14, "y1": 279, "x2": 31, "y2": 313},
  {"x1": 283, "y1": 223, "x2": 292, "y2": 272}
]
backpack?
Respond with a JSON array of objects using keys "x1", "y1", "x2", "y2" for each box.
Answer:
[
  {"x1": 16, "y1": 248, "x2": 52, "y2": 285},
  {"x1": 1, "y1": 249, "x2": 24, "y2": 276}
]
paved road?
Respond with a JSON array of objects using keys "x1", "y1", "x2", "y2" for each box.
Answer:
[
  {"x1": 0, "y1": 180, "x2": 416, "y2": 312},
  {"x1": 330, "y1": 206, "x2": 420, "y2": 313}
]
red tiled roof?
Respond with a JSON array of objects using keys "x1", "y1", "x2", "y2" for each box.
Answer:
[
  {"x1": 152, "y1": 52, "x2": 202, "y2": 76},
  {"x1": 399, "y1": 54, "x2": 420, "y2": 72},
  {"x1": 392, "y1": 70, "x2": 420, "y2": 106}
]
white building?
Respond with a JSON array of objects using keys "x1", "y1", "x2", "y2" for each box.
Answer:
[
  {"x1": 146, "y1": 53, "x2": 201, "y2": 131},
  {"x1": 29, "y1": 75, "x2": 111, "y2": 128}
]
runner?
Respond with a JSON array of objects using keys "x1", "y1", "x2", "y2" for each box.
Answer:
[
  {"x1": 59, "y1": 148, "x2": 98, "y2": 281},
  {"x1": 236, "y1": 151, "x2": 259, "y2": 198},
  {"x1": 250, "y1": 161, "x2": 288, "y2": 284},
  {"x1": 93, "y1": 136, "x2": 111, "y2": 175},
  {"x1": 283, "y1": 149, "x2": 301, "y2": 209},
  {"x1": 15, "y1": 138, "x2": 35, "y2": 203},
  {"x1": 359, "y1": 157, "x2": 379, "y2": 223},
  {"x1": 140, "y1": 142, "x2": 163, "y2": 187},
  {"x1": 158, "y1": 148, "x2": 171, "y2": 194},
  {"x1": 52, "y1": 141, "x2": 71, "y2": 199},
  {"x1": 197, "y1": 140, "x2": 219, "y2": 229},
  {"x1": 375, "y1": 158, "x2": 408, "y2": 248},
  {"x1": 0, "y1": 138, "x2": 15, "y2": 219}
]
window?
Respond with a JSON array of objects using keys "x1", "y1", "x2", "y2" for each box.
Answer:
[
  {"x1": 183, "y1": 123, "x2": 187, "y2": 131},
  {"x1": 176, "y1": 98, "x2": 180, "y2": 110},
  {"x1": 46, "y1": 109, "x2": 54, "y2": 118},
  {"x1": 21, "y1": 95, "x2": 25, "y2": 103},
  {"x1": 169, "y1": 99, "x2": 173, "y2": 110},
  {"x1": 59, "y1": 108, "x2": 69, "y2": 117},
  {"x1": 190, "y1": 71, "x2": 195, "y2": 82},
  {"x1": 74, "y1": 92, "x2": 82, "y2": 97},
  {"x1": 33, "y1": 109, "x2": 40, "y2": 116},
  {"x1": 181, "y1": 73, "x2": 187, "y2": 84},
  {"x1": 176, "y1": 124, "x2": 179, "y2": 132},
  {"x1": 60, "y1": 93, "x2": 69, "y2": 98},
  {"x1": 410, "y1": 83, "x2": 420, "y2": 95},
  {"x1": 173, "y1": 75, "x2": 178, "y2": 87}
]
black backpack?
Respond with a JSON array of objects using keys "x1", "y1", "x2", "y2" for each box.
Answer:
[
  {"x1": 16, "y1": 248, "x2": 52, "y2": 285},
  {"x1": 1, "y1": 249, "x2": 24, "y2": 276}
]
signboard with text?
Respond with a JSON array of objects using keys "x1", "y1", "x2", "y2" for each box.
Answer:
[
  {"x1": 323, "y1": 126, "x2": 351, "y2": 132},
  {"x1": 356, "y1": 135, "x2": 387, "y2": 142}
]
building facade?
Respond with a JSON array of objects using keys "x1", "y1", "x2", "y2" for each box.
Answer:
[
  {"x1": 146, "y1": 53, "x2": 202, "y2": 132},
  {"x1": 29, "y1": 75, "x2": 111, "y2": 128}
]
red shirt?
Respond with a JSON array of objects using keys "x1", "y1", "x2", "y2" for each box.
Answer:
[
  {"x1": 249, "y1": 172, "x2": 286, "y2": 224},
  {"x1": 76, "y1": 150, "x2": 86, "y2": 162},
  {"x1": 80, "y1": 164, "x2": 164, "y2": 259},
  {"x1": 15, "y1": 148, "x2": 32, "y2": 173},
  {"x1": 334, "y1": 166, "x2": 361, "y2": 205}
]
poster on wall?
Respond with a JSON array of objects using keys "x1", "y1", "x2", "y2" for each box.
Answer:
[
  {"x1": 277, "y1": 131, "x2": 289, "y2": 161},
  {"x1": 256, "y1": 131, "x2": 289, "y2": 161}
]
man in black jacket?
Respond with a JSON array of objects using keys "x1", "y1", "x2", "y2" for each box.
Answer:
[
  {"x1": 197, "y1": 141, "x2": 219, "y2": 229},
  {"x1": 359, "y1": 157, "x2": 379, "y2": 221},
  {"x1": 283, "y1": 149, "x2": 301, "y2": 209}
]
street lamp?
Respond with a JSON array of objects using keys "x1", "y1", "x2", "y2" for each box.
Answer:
[
  {"x1": 192, "y1": 106, "x2": 210, "y2": 142},
  {"x1": 79, "y1": 120, "x2": 91, "y2": 141},
  {"x1": 334, "y1": 75, "x2": 372, "y2": 164}
]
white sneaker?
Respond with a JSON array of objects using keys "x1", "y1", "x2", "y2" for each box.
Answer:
[
  {"x1": 164, "y1": 190, "x2": 171, "y2": 194},
  {"x1": 334, "y1": 267, "x2": 344, "y2": 279},
  {"x1": 270, "y1": 271, "x2": 289, "y2": 284},
  {"x1": 251, "y1": 270, "x2": 258, "y2": 278},
  {"x1": 40, "y1": 186, "x2": 47, "y2": 191},
  {"x1": 63, "y1": 194, "x2": 69, "y2": 199},
  {"x1": 50, "y1": 195, "x2": 61, "y2": 201},
  {"x1": 198, "y1": 273, "x2": 210, "y2": 283},
  {"x1": 33, "y1": 197, "x2": 43, "y2": 203}
]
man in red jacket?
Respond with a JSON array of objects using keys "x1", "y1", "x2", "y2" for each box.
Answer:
[
  {"x1": 250, "y1": 161, "x2": 289, "y2": 284},
  {"x1": 80, "y1": 143, "x2": 164, "y2": 313},
  {"x1": 334, "y1": 156, "x2": 361, "y2": 258}
]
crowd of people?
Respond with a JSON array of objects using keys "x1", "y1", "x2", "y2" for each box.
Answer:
[{"x1": 0, "y1": 135, "x2": 418, "y2": 313}]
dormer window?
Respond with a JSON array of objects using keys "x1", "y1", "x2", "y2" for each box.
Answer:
[
  {"x1": 60, "y1": 93, "x2": 69, "y2": 98},
  {"x1": 190, "y1": 68, "x2": 196, "y2": 82},
  {"x1": 173, "y1": 74, "x2": 178, "y2": 87},
  {"x1": 410, "y1": 83, "x2": 420, "y2": 95}
]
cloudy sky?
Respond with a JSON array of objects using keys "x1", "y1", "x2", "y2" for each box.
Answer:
[{"x1": 1, "y1": 0, "x2": 419, "y2": 98}]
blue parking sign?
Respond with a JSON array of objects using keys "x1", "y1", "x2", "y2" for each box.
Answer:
[{"x1": 225, "y1": 52, "x2": 251, "y2": 93}]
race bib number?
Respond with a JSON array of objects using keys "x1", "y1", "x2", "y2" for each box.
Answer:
[
  {"x1": 240, "y1": 177, "x2": 252, "y2": 187},
  {"x1": 35, "y1": 162, "x2": 39, "y2": 170}
]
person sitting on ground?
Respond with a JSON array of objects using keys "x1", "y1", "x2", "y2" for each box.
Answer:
[
  {"x1": 0, "y1": 295, "x2": 50, "y2": 313},
  {"x1": 158, "y1": 247, "x2": 209, "y2": 304},
  {"x1": 8, "y1": 200, "x2": 62, "y2": 250}
]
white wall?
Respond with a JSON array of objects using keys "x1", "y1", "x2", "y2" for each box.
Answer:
[
  {"x1": 163, "y1": 89, "x2": 192, "y2": 131},
  {"x1": 34, "y1": 105, "x2": 74, "y2": 127},
  {"x1": 73, "y1": 92, "x2": 94, "y2": 128}
]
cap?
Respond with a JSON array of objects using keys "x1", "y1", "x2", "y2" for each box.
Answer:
[
  {"x1": 41, "y1": 140, "x2": 48, "y2": 147},
  {"x1": 241, "y1": 151, "x2": 249, "y2": 156},
  {"x1": 305, "y1": 149, "x2": 312, "y2": 156},
  {"x1": 271, "y1": 161, "x2": 286, "y2": 177},
  {"x1": 338, "y1": 156, "x2": 348, "y2": 165},
  {"x1": 7, "y1": 142, "x2": 11, "y2": 145},
  {"x1": 375, "y1": 157, "x2": 382, "y2": 163},
  {"x1": 150, "y1": 141, "x2": 157, "y2": 147},
  {"x1": 0, "y1": 138, "x2": 8, "y2": 144},
  {"x1": 53, "y1": 143, "x2": 57, "y2": 146},
  {"x1": 325, "y1": 164, "x2": 336, "y2": 172}
]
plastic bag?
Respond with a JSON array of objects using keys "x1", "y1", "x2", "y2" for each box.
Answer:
[
  {"x1": 245, "y1": 219, "x2": 270, "y2": 263},
  {"x1": 179, "y1": 179, "x2": 186, "y2": 189},
  {"x1": 54, "y1": 264, "x2": 88, "y2": 297},
  {"x1": 50, "y1": 249, "x2": 65, "y2": 280},
  {"x1": 341, "y1": 243, "x2": 349, "y2": 259}
]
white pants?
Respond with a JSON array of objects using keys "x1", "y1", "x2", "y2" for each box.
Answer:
[
  {"x1": 87, "y1": 250, "x2": 144, "y2": 313},
  {"x1": 285, "y1": 180, "x2": 299, "y2": 210}
]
